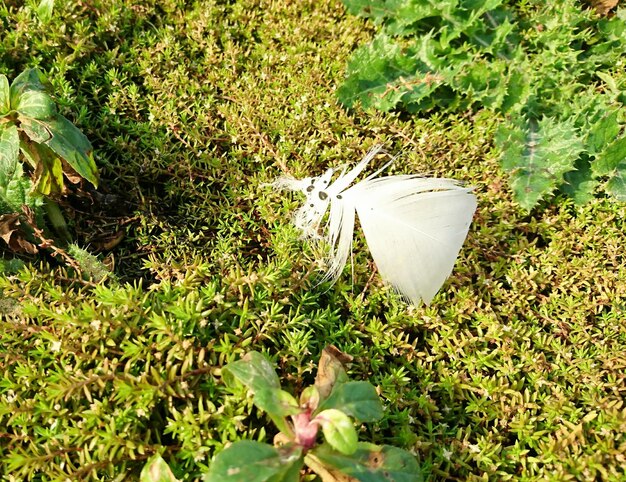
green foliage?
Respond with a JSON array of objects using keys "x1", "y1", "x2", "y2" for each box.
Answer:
[
  {"x1": 338, "y1": 0, "x2": 626, "y2": 209},
  {"x1": 0, "y1": 67, "x2": 99, "y2": 254},
  {"x1": 1, "y1": 1, "x2": 626, "y2": 481},
  {"x1": 200, "y1": 348, "x2": 421, "y2": 481}
]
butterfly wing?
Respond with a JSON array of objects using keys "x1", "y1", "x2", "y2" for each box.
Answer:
[{"x1": 345, "y1": 176, "x2": 477, "y2": 305}]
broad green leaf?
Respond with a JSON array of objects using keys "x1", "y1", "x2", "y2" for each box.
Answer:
[
  {"x1": 36, "y1": 0, "x2": 55, "y2": 22},
  {"x1": 43, "y1": 115, "x2": 98, "y2": 187},
  {"x1": 496, "y1": 116, "x2": 583, "y2": 210},
  {"x1": 561, "y1": 156, "x2": 598, "y2": 205},
  {"x1": 500, "y1": 68, "x2": 530, "y2": 114},
  {"x1": 592, "y1": 135, "x2": 626, "y2": 177},
  {"x1": 311, "y1": 442, "x2": 423, "y2": 482},
  {"x1": 0, "y1": 124, "x2": 20, "y2": 186},
  {"x1": 9, "y1": 69, "x2": 46, "y2": 109},
  {"x1": 317, "y1": 381, "x2": 383, "y2": 423},
  {"x1": 140, "y1": 454, "x2": 180, "y2": 482},
  {"x1": 587, "y1": 110, "x2": 621, "y2": 156},
  {"x1": 0, "y1": 75, "x2": 9, "y2": 115},
  {"x1": 17, "y1": 91, "x2": 57, "y2": 120},
  {"x1": 30, "y1": 143, "x2": 65, "y2": 195},
  {"x1": 337, "y1": 34, "x2": 432, "y2": 112},
  {"x1": 224, "y1": 352, "x2": 300, "y2": 419},
  {"x1": 20, "y1": 116, "x2": 52, "y2": 143},
  {"x1": 0, "y1": 125, "x2": 32, "y2": 214},
  {"x1": 315, "y1": 409, "x2": 358, "y2": 455},
  {"x1": 203, "y1": 441, "x2": 303, "y2": 482},
  {"x1": 224, "y1": 352, "x2": 281, "y2": 392}
]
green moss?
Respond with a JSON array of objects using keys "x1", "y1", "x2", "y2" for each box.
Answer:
[{"x1": 1, "y1": 0, "x2": 626, "y2": 481}]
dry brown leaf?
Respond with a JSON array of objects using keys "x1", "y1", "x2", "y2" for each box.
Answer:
[
  {"x1": 315, "y1": 345, "x2": 353, "y2": 400},
  {"x1": 0, "y1": 213, "x2": 38, "y2": 254},
  {"x1": 588, "y1": 0, "x2": 619, "y2": 15}
]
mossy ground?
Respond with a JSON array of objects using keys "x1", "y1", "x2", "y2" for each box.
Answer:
[{"x1": 1, "y1": 1, "x2": 626, "y2": 481}]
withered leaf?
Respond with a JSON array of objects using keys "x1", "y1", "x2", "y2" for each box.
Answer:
[
  {"x1": 0, "y1": 213, "x2": 38, "y2": 254},
  {"x1": 588, "y1": 0, "x2": 619, "y2": 15},
  {"x1": 315, "y1": 345, "x2": 353, "y2": 400}
]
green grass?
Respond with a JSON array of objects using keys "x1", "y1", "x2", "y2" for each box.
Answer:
[{"x1": 1, "y1": 0, "x2": 626, "y2": 480}]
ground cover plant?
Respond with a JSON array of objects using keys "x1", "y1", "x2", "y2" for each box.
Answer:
[
  {"x1": 338, "y1": 0, "x2": 626, "y2": 209},
  {"x1": 1, "y1": 0, "x2": 626, "y2": 481}
]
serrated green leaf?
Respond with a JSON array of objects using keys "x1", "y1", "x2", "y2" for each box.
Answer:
[
  {"x1": 561, "y1": 156, "x2": 598, "y2": 205},
  {"x1": 500, "y1": 68, "x2": 530, "y2": 114},
  {"x1": 9, "y1": 69, "x2": 46, "y2": 109},
  {"x1": 310, "y1": 442, "x2": 423, "y2": 482},
  {"x1": 140, "y1": 454, "x2": 180, "y2": 482},
  {"x1": 317, "y1": 381, "x2": 383, "y2": 423},
  {"x1": 315, "y1": 409, "x2": 358, "y2": 455},
  {"x1": 337, "y1": 34, "x2": 433, "y2": 112},
  {"x1": 0, "y1": 75, "x2": 10, "y2": 115},
  {"x1": 605, "y1": 171, "x2": 626, "y2": 200},
  {"x1": 592, "y1": 135, "x2": 626, "y2": 177},
  {"x1": 592, "y1": 134, "x2": 626, "y2": 201},
  {"x1": 43, "y1": 115, "x2": 98, "y2": 187},
  {"x1": 17, "y1": 91, "x2": 57, "y2": 120},
  {"x1": 587, "y1": 110, "x2": 621, "y2": 156},
  {"x1": 497, "y1": 116, "x2": 584, "y2": 210},
  {"x1": 203, "y1": 441, "x2": 303, "y2": 482}
]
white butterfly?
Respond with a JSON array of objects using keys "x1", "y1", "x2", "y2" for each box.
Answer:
[{"x1": 273, "y1": 145, "x2": 477, "y2": 305}]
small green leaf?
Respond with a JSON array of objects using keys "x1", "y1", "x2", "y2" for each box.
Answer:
[
  {"x1": 317, "y1": 381, "x2": 383, "y2": 423},
  {"x1": 9, "y1": 69, "x2": 46, "y2": 109},
  {"x1": 17, "y1": 91, "x2": 57, "y2": 120},
  {"x1": 0, "y1": 75, "x2": 10, "y2": 115},
  {"x1": 224, "y1": 352, "x2": 300, "y2": 420},
  {"x1": 140, "y1": 454, "x2": 180, "y2": 482},
  {"x1": 203, "y1": 441, "x2": 303, "y2": 482},
  {"x1": 300, "y1": 385, "x2": 320, "y2": 411},
  {"x1": 43, "y1": 115, "x2": 98, "y2": 187},
  {"x1": 253, "y1": 388, "x2": 300, "y2": 418},
  {"x1": 36, "y1": 0, "x2": 54, "y2": 22},
  {"x1": 311, "y1": 442, "x2": 423, "y2": 482},
  {"x1": 315, "y1": 409, "x2": 358, "y2": 455}
]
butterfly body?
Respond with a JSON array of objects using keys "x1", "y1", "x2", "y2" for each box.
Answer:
[{"x1": 275, "y1": 146, "x2": 477, "y2": 305}]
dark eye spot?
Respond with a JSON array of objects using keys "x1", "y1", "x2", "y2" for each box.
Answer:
[
  {"x1": 318, "y1": 191, "x2": 328, "y2": 201},
  {"x1": 336, "y1": 194, "x2": 342, "y2": 199},
  {"x1": 309, "y1": 204, "x2": 314, "y2": 207},
  {"x1": 306, "y1": 185, "x2": 314, "y2": 192}
]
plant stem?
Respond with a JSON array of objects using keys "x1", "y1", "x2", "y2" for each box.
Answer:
[{"x1": 43, "y1": 199, "x2": 71, "y2": 244}]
